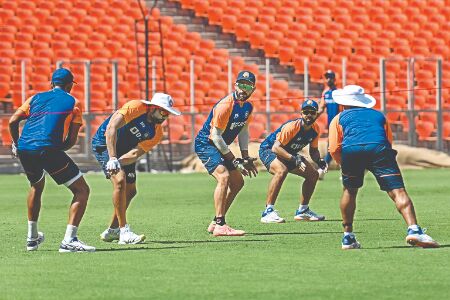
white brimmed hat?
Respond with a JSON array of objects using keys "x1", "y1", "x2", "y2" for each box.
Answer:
[
  {"x1": 141, "y1": 93, "x2": 181, "y2": 115},
  {"x1": 332, "y1": 85, "x2": 376, "y2": 108}
]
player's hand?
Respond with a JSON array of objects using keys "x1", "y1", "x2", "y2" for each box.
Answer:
[
  {"x1": 232, "y1": 158, "x2": 249, "y2": 176},
  {"x1": 11, "y1": 142, "x2": 17, "y2": 159},
  {"x1": 243, "y1": 157, "x2": 258, "y2": 178},
  {"x1": 317, "y1": 158, "x2": 328, "y2": 172},
  {"x1": 106, "y1": 157, "x2": 121, "y2": 175},
  {"x1": 292, "y1": 154, "x2": 306, "y2": 172}
]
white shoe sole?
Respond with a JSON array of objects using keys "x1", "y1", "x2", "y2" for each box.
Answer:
[
  {"x1": 59, "y1": 248, "x2": 96, "y2": 253},
  {"x1": 118, "y1": 235, "x2": 146, "y2": 245},
  {"x1": 406, "y1": 236, "x2": 440, "y2": 248},
  {"x1": 100, "y1": 235, "x2": 120, "y2": 242},
  {"x1": 342, "y1": 243, "x2": 361, "y2": 250},
  {"x1": 260, "y1": 218, "x2": 286, "y2": 223}
]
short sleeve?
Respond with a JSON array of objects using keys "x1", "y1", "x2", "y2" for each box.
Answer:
[
  {"x1": 138, "y1": 125, "x2": 163, "y2": 152},
  {"x1": 210, "y1": 98, "x2": 233, "y2": 130},
  {"x1": 18, "y1": 96, "x2": 33, "y2": 116},
  {"x1": 310, "y1": 123, "x2": 321, "y2": 148},
  {"x1": 118, "y1": 100, "x2": 148, "y2": 124},
  {"x1": 276, "y1": 120, "x2": 300, "y2": 146},
  {"x1": 71, "y1": 100, "x2": 83, "y2": 124}
]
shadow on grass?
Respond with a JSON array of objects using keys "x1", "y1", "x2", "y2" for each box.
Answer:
[
  {"x1": 363, "y1": 244, "x2": 450, "y2": 250},
  {"x1": 96, "y1": 245, "x2": 187, "y2": 252},
  {"x1": 248, "y1": 231, "x2": 341, "y2": 236},
  {"x1": 324, "y1": 218, "x2": 398, "y2": 222},
  {"x1": 148, "y1": 239, "x2": 269, "y2": 244}
]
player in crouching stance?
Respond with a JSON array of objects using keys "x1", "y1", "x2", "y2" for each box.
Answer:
[
  {"x1": 259, "y1": 99, "x2": 327, "y2": 223},
  {"x1": 9, "y1": 68, "x2": 94, "y2": 252},
  {"x1": 92, "y1": 93, "x2": 180, "y2": 244},
  {"x1": 195, "y1": 71, "x2": 258, "y2": 236},
  {"x1": 329, "y1": 85, "x2": 439, "y2": 249}
]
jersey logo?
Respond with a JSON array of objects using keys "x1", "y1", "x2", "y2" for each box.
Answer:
[
  {"x1": 245, "y1": 111, "x2": 249, "y2": 118},
  {"x1": 229, "y1": 121, "x2": 246, "y2": 130},
  {"x1": 234, "y1": 113, "x2": 239, "y2": 119}
]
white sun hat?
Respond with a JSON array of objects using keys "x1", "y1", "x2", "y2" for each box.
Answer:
[
  {"x1": 332, "y1": 85, "x2": 376, "y2": 108},
  {"x1": 141, "y1": 93, "x2": 181, "y2": 115}
]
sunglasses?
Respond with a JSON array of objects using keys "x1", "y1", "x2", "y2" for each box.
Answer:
[
  {"x1": 237, "y1": 82, "x2": 254, "y2": 93},
  {"x1": 302, "y1": 110, "x2": 317, "y2": 116},
  {"x1": 158, "y1": 109, "x2": 170, "y2": 117}
]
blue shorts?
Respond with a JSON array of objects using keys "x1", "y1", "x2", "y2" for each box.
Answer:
[
  {"x1": 259, "y1": 148, "x2": 297, "y2": 171},
  {"x1": 341, "y1": 144, "x2": 404, "y2": 191},
  {"x1": 194, "y1": 139, "x2": 235, "y2": 174},
  {"x1": 92, "y1": 145, "x2": 137, "y2": 184},
  {"x1": 18, "y1": 149, "x2": 82, "y2": 186}
]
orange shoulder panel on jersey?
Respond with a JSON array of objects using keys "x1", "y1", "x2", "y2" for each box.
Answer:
[
  {"x1": 384, "y1": 119, "x2": 393, "y2": 145},
  {"x1": 71, "y1": 99, "x2": 83, "y2": 124},
  {"x1": 210, "y1": 95, "x2": 234, "y2": 130},
  {"x1": 328, "y1": 113, "x2": 343, "y2": 164},
  {"x1": 276, "y1": 120, "x2": 301, "y2": 146},
  {"x1": 18, "y1": 96, "x2": 33, "y2": 116},
  {"x1": 138, "y1": 125, "x2": 163, "y2": 152},
  {"x1": 310, "y1": 123, "x2": 321, "y2": 148},
  {"x1": 118, "y1": 100, "x2": 148, "y2": 124}
]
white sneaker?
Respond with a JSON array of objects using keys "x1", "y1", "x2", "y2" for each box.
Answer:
[
  {"x1": 100, "y1": 228, "x2": 120, "y2": 242},
  {"x1": 318, "y1": 168, "x2": 325, "y2": 180},
  {"x1": 261, "y1": 207, "x2": 285, "y2": 223},
  {"x1": 27, "y1": 232, "x2": 45, "y2": 251},
  {"x1": 59, "y1": 237, "x2": 96, "y2": 253},
  {"x1": 118, "y1": 224, "x2": 146, "y2": 245}
]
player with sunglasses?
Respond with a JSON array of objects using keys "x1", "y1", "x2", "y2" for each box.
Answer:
[
  {"x1": 259, "y1": 99, "x2": 328, "y2": 223},
  {"x1": 92, "y1": 93, "x2": 181, "y2": 244},
  {"x1": 195, "y1": 71, "x2": 258, "y2": 236}
]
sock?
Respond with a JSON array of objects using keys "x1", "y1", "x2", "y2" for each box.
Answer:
[
  {"x1": 64, "y1": 225, "x2": 78, "y2": 242},
  {"x1": 215, "y1": 216, "x2": 226, "y2": 226},
  {"x1": 109, "y1": 227, "x2": 119, "y2": 232},
  {"x1": 28, "y1": 221, "x2": 38, "y2": 239},
  {"x1": 408, "y1": 224, "x2": 420, "y2": 232},
  {"x1": 120, "y1": 224, "x2": 130, "y2": 234},
  {"x1": 344, "y1": 232, "x2": 354, "y2": 237},
  {"x1": 265, "y1": 204, "x2": 274, "y2": 211},
  {"x1": 299, "y1": 205, "x2": 309, "y2": 212}
]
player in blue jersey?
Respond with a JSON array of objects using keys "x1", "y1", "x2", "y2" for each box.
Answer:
[
  {"x1": 8, "y1": 68, "x2": 95, "y2": 252},
  {"x1": 317, "y1": 70, "x2": 339, "y2": 180},
  {"x1": 329, "y1": 85, "x2": 439, "y2": 249},
  {"x1": 259, "y1": 99, "x2": 328, "y2": 223},
  {"x1": 92, "y1": 93, "x2": 180, "y2": 244},
  {"x1": 195, "y1": 71, "x2": 258, "y2": 236}
]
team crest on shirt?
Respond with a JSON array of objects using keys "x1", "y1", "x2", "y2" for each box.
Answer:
[{"x1": 234, "y1": 113, "x2": 239, "y2": 119}]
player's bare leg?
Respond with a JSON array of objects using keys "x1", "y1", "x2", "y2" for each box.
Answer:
[
  {"x1": 339, "y1": 187, "x2": 361, "y2": 249},
  {"x1": 291, "y1": 160, "x2": 324, "y2": 221},
  {"x1": 224, "y1": 170, "x2": 244, "y2": 214},
  {"x1": 211, "y1": 165, "x2": 244, "y2": 236},
  {"x1": 266, "y1": 159, "x2": 289, "y2": 206},
  {"x1": 387, "y1": 188, "x2": 417, "y2": 226},
  {"x1": 109, "y1": 182, "x2": 137, "y2": 229},
  {"x1": 27, "y1": 176, "x2": 45, "y2": 222},
  {"x1": 66, "y1": 176, "x2": 90, "y2": 227},
  {"x1": 110, "y1": 170, "x2": 128, "y2": 227}
]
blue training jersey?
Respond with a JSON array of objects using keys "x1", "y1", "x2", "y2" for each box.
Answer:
[
  {"x1": 323, "y1": 88, "x2": 339, "y2": 125},
  {"x1": 195, "y1": 93, "x2": 253, "y2": 145},
  {"x1": 18, "y1": 88, "x2": 83, "y2": 151}
]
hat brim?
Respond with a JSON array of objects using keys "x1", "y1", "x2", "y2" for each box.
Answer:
[
  {"x1": 332, "y1": 89, "x2": 376, "y2": 108},
  {"x1": 141, "y1": 100, "x2": 181, "y2": 116}
]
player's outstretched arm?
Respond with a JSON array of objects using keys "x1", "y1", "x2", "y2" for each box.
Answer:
[
  {"x1": 118, "y1": 147, "x2": 146, "y2": 166},
  {"x1": 8, "y1": 109, "x2": 28, "y2": 158}
]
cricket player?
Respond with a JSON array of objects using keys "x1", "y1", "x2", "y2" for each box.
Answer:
[
  {"x1": 9, "y1": 68, "x2": 95, "y2": 252},
  {"x1": 259, "y1": 99, "x2": 328, "y2": 223},
  {"x1": 195, "y1": 71, "x2": 258, "y2": 236},
  {"x1": 317, "y1": 70, "x2": 340, "y2": 180},
  {"x1": 329, "y1": 85, "x2": 439, "y2": 249},
  {"x1": 92, "y1": 93, "x2": 180, "y2": 244}
]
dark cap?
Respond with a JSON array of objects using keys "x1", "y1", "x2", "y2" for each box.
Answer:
[
  {"x1": 236, "y1": 70, "x2": 256, "y2": 85},
  {"x1": 324, "y1": 69, "x2": 335, "y2": 79},
  {"x1": 51, "y1": 68, "x2": 76, "y2": 85},
  {"x1": 301, "y1": 99, "x2": 319, "y2": 111}
]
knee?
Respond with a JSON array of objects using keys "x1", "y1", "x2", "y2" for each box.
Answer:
[
  {"x1": 215, "y1": 171, "x2": 230, "y2": 187},
  {"x1": 73, "y1": 182, "x2": 90, "y2": 199},
  {"x1": 273, "y1": 168, "x2": 288, "y2": 180}
]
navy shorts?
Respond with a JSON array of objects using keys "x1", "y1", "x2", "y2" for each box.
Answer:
[
  {"x1": 259, "y1": 148, "x2": 297, "y2": 171},
  {"x1": 92, "y1": 145, "x2": 137, "y2": 184},
  {"x1": 341, "y1": 144, "x2": 404, "y2": 191},
  {"x1": 194, "y1": 139, "x2": 235, "y2": 174},
  {"x1": 18, "y1": 149, "x2": 82, "y2": 186}
]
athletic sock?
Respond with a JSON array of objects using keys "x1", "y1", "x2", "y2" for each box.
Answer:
[
  {"x1": 215, "y1": 216, "x2": 226, "y2": 226},
  {"x1": 344, "y1": 232, "x2": 354, "y2": 237},
  {"x1": 64, "y1": 225, "x2": 78, "y2": 242},
  {"x1": 109, "y1": 227, "x2": 119, "y2": 233},
  {"x1": 28, "y1": 221, "x2": 38, "y2": 240},
  {"x1": 265, "y1": 204, "x2": 274, "y2": 212},
  {"x1": 408, "y1": 224, "x2": 420, "y2": 232},
  {"x1": 299, "y1": 205, "x2": 309, "y2": 212}
]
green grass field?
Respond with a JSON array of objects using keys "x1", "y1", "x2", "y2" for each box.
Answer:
[{"x1": 1, "y1": 169, "x2": 449, "y2": 299}]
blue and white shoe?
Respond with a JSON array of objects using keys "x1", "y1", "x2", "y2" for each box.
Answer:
[
  {"x1": 261, "y1": 207, "x2": 285, "y2": 223},
  {"x1": 294, "y1": 208, "x2": 325, "y2": 221},
  {"x1": 341, "y1": 233, "x2": 361, "y2": 250},
  {"x1": 27, "y1": 232, "x2": 45, "y2": 251},
  {"x1": 406, "y1": 227, "x2": 439, "y2": 248},
  {"x1": 59, "y1": 237, "x2": 96, "y2": 253}
]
